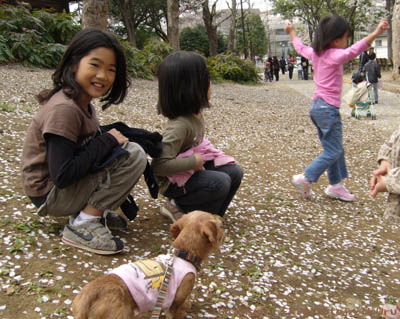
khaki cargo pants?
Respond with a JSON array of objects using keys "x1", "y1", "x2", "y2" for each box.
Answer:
[{"x1": 37, "y1": 142, "x2": 147, "y2": 217}]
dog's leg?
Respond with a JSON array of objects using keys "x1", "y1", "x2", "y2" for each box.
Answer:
[
  {"x1": 167, "y1": 273, "x2": 195, "y2": 319},
  {"x1": 72, "y1": 274, "x2": 140, "y2": 319}
]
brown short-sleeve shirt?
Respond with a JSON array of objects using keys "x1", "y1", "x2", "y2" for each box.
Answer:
[{"x1": 21, "y1": 91, "x2": 99, "y2": 197}]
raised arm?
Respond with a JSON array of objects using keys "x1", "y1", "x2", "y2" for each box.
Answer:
[{"x1": 364, "y1": 18, "x2": 390, "y2": 45}]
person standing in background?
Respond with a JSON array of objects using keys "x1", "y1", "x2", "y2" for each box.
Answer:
[{"x1": 287, "y1": 54, "x2": 296, "y2": 80}]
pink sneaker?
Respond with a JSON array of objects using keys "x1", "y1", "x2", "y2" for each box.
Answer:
[
  {"x1": 324, "y1": 184, "x2": 355, "y2": 202},
  {"x1": 292, "y1": 173, "x2": 312, "y2": 199},
  {"x1": 160, "y1": 199, "x2": 184, "y2": 222}
]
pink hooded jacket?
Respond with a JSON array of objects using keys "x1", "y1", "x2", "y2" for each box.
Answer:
[{"x1": 167, "y1": 138, "x2": 235, "y2": 187}]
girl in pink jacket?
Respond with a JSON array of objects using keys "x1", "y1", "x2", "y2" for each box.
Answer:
[{"x1": 286, "y1": 15, "x2": 389, "y2": 201}]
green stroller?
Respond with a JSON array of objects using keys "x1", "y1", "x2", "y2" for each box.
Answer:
[{"x1": 349, "y1": 71, "x2": 376, "y2": 120}]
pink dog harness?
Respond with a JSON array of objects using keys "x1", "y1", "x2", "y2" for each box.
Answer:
[{"x1": 110, "y1": 254, "x2": 197, "y2": 313}]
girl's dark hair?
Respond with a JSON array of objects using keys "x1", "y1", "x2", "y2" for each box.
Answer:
[
  {"x1": 157, "y1": 51, "x2": 210, "y2": 119},
  {"x1": 312, "y1": 14, "x2": 351, "y2": 55},
  {"x1": 38, "y1": 28, "x2": 130, "y2": 110}
]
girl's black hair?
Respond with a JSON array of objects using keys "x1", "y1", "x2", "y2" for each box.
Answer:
[
  {"x1": 157, "y1": 51, "x2": 210, "y2": 119},
  {"x1": 312, "y1": 14, "x2": 351, "y2": 55},
  {"x1": 38, "y1": 28, "x2": 130, "y2": 110}
]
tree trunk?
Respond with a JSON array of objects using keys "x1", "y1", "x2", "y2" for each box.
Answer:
[
  {"x1": 202, "y1": 0, "x2": 219, "y2": 57},
  {"x1": 208, "y1": 26, "x2": 219, "y2": 57},
  {"x1": 393, "y1": 0, "x2": 400, "y2": 80},
  {"x1": 117, "y1": 0, "x2": 136, "y2": 47},
  {"x1": 82, "y1": 0, "x2": 109, "y2": 30},
  {"x1": 387, "y1": 0, "x2": 393, "y2": 60},
  {"x1": 240, "y1": 0, "x2": 247, "y2": 58},
  {"x1": 167, "y1": 0, "x2": 180, "y2": 51},
  {"x1": 227, "y1": 0, "x2": 237, "y2": 52}
]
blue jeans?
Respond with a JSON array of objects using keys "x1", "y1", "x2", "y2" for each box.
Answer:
[
  {"x1": 371, "y1": 82, "x2": 378, "y2": 102},
  {"x1": 164, "y1": 162, "x2": 243, "y2": 217},
  {"x1": 304, "y1": 98, "x2": 348, "y2": 185}
]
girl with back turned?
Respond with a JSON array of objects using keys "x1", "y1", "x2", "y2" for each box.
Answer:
[{"x1": 151, "y1": 51, "x2": 243, "y2": 221}]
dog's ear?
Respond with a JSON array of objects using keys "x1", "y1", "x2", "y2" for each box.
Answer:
[
  {"x1": 170, "y1": 219, "x2": 183, "y2": 238},
  {"x1": 200, "y1": 220, "x2": 219, "y2": 245}
]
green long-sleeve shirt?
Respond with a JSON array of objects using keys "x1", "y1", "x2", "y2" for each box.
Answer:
[{"x1": 151, "y1": 114, "x2": 205, "y2": 194}]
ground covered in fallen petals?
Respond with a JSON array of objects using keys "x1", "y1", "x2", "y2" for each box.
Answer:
[{"x1": 1, "y1": 64, "x2": 399, "y2": 319}]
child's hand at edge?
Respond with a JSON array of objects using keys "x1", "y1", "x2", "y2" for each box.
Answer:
[
  {"x1": 107, "y1": 128, "x2": 129, "y2": 145},
  {"x1": 193, "y1": 153, "x2": 204, "y2": 171},
  {"x1": 370, "y1": 175, "x2": 387, "y2": 198},
  {"x1": 370, "y1": 160, "x2": 392, "y2": 197},
  {"x1": 373, "y1": 159, "x2": 392, "y2": 178}
]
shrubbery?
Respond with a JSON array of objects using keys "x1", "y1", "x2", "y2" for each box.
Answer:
[
  {"x1": 207, "y1": 53, "x2": 260, "y2": 83},
  {"x1": 0, "y1": 2, "x2": 172, "y2": 79},
  {"x1": 121, "y1": 38, "x2": 173, "y2": 79},
  {"x1": 0, "y1": 3, "x2": 79, "y2": 67}
]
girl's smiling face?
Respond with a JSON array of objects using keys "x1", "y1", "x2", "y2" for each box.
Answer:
[{"x1": 74, "y1": 47, "x2": 116, "y2": 106}]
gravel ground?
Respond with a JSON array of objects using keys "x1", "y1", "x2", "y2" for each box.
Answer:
[{"x1": 0, "y1": 64, "x2": 400, "y2": 319}]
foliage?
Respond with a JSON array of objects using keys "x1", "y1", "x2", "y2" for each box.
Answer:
[
  {"x1": 271, "y1": 0, "x2": 383, "y2": 43},
  {"x1": 207, "y1": 53, "x2": 260, "y2": 83},
  {"x1": 0, "y1": 3, "x2": 80, "y2": 68},
  {"x1": 143, "y1": 38, "x2": 173, "y2": 74},
  {"x1": 180, "y1": 25, "x2": 210, "y2": 56},
  {"x1": 121, "y1": 39, "x2": 173, "y2": 79},
  {"x1": 32, "y1": 8, "x2": 79, "y2": 44},
  {"x1": 180, "y1": 24, "x2": 227, "y2": 57},
  {"x1": 135, "y1": 27, "x2": 159, "y2": 50},
  {"x1": 109, "y1": 0, "x2": 167, "y2": 47},
  {"x1": 236, "y1": 13, "x2": 268, "y2": 59}
]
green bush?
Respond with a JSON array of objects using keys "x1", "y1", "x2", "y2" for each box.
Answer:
[
  {"x1": 207, "y1": 53, "x2": 260, "y2": 83},
  {"x1": 0, "y1": 3, "x2": 79, "y2": 68},
  {"x1": 180, "y1": 25, "x2": 227, "y2": 57},
  {"x1": 122, "y1": 39, "x2": 172, "y2": 79},
  {"x1": 143, "y1": 39, "x2": 173, "y2": 74},
  {"x1": 121, "y1": 41, "x2": 151, "y2": 79}
]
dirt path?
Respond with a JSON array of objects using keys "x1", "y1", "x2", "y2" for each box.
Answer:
[{"x1": 0, "y1": 64, "x2": 399, "y2": 319}]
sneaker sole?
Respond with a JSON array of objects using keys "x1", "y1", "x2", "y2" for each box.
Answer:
[
  {"x1": 292, "y1": 177, "x2": 312, "y2": 199},
  {"x1": 61, "y1": 236, "x2": 123, "y2": 255},
  {"x1": 324, "y1": 189, "x2": 355, "y2": 202},
  {"x1": 160, "y1": 206, "x2": 179, "y2": 222}
]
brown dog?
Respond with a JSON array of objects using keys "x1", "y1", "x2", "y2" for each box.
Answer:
[{"x1": 72, "y1": 210, "x2": 225, "y2": 319}]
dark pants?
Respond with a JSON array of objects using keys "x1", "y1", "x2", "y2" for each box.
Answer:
[
  {"x1": 288, "y1": 67, "x2": 294, "y2": 79},
  {"x1": 164, "y1": 162, "x2": 243, "y2": 217},
  {"x1": 303, "y1": 67, "x2": 308, "y2": 80},
  {"x1": 269, "y1": 70, "x2": 273, "y2": 81},
  {"x1": 274, "y1": 69, "x2": 279, "y2": 81}
]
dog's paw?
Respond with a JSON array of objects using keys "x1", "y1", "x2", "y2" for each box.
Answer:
[{"x1": 183, "y1": 299, "x2": 192, "y2": 312}]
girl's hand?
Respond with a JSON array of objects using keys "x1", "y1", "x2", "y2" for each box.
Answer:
[
  {"x1": 193, "y1": 153, "x2": 204, "y2": 171},
  {"x1": 284, "y1": 22, "x2": 294, "y2": 34},
  {"x1": 285, "y1": 22, "x2": 296, "y2": 40},
  {"x1": 375, "y1": 18, "x2": 390, "y2": 36},
  {"x1": 107, "y1": 128, "x2": 129, "y2": 145},
  {"x1": 370, "y1": 175, "x2": 387, "y2": 198}
]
